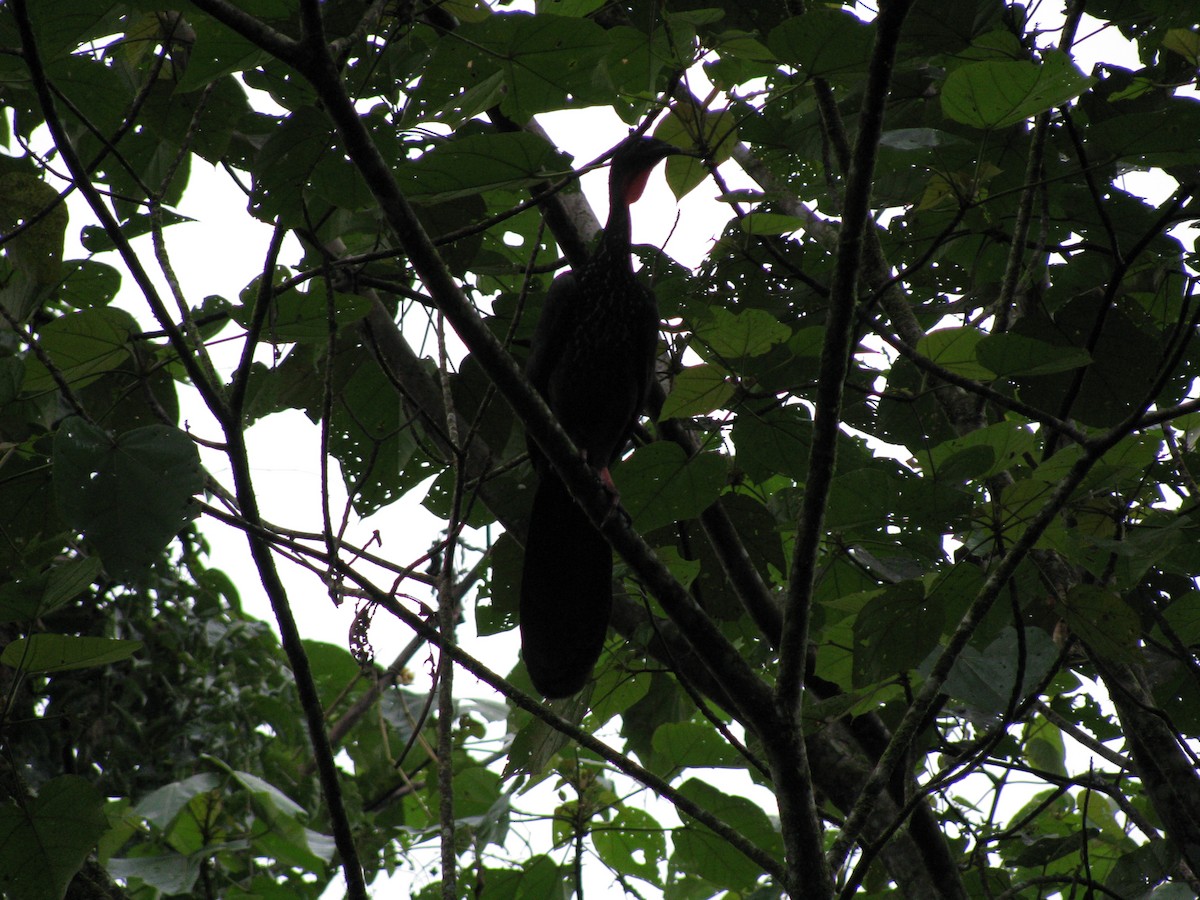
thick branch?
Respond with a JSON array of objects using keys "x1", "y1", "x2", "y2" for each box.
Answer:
[{"x1": 771, "y1": 2, "x2": 917, "y2": 893}]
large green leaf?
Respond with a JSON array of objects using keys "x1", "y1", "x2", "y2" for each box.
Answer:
[
  {"x1": 1013, "y1": 295, "x2": 1162, "y2": 428},
  {"x1": 21, "y1": 307, "x2": 137, "y2": 395},
  {"x1": 922, "y1": 421, "x2": 1038, "y2": 483},
  {"x1": 230, "y1": 281, "x2": 370, "y2": 344},
  {"x1": 976, "y1": 332, "x2": 1091, "y2": 377},
  {"x1": 106, "y1": 855, "x2": 200, "y2": 895},
  {"x1": 52, "y1": 418, "x2": 204, "y2": 578},
  {"x1": 174, "y1": 12, "x2": 269, "y2": 91},
  {"x1": 58, "y1": 259, "x2": 121, "y2": 309},
  {"x1": 1087, "y1": 99, "x2": 1200, "y2": 168},
  {"x1": 915, "y1": 326, "x2": 993, "y2": 380},
  {"x1": 133, "y1": 774, "x2": 222, "y2": 829},
  {"x1": 248, "y1": 107, "x2": 339, "y2": 225},
  {"x1": 0, "y1": 556, "x2": 101, "y2": 623},
  {"x1": 660, "y1": 364, "x2": 735, "y2": 420},
  {"x1": 397, "y1": 132, "x2": 559, "y2": 204},
  {"x1": 1059, "y1": 585, "x2": 1141, "y2": 664},
  {"x1": 671, "y1": 779, "x2": 783, "y2": 891},
  {"x1": 942, "y1": 51, "x2": 1093, "y2": 129},
  {"x1": 612, "y1": 443, "x2": 727, "y2": 534},
  {"x1": 937, "y1": 627, "x2": 1059, "y2": 716},
  {"x1": 651, "y1": 721, "x2": 743, "y2": 772},
  {"x1": 694, "y1": 307, "x2": 791, "y2": 359},
  {"x1": 0, "y1": 634, "x2": 142, "y2": 673},
  {"x1": 0, "y1": 172, "x2": 66, "y2": 288},
  {"x1": 415, "y1": 14, "x2": 613, "y2": 122},
  {"x1": 593, "y1": 807, "x2": 666, "y2": 883},
  {"x1": 767, "y1": 9, "x2": 876, "y2": 79},
  {"x1": 852, "y1": 580, "x2": 942, "y2": 686},
  {"x1": 0, "y1": 776, "x2": 106, "y2": 900}
]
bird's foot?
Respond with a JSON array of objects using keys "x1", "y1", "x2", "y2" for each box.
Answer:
[{"x1": 596, "y1": 467, "x2": 631, "y2": 527}]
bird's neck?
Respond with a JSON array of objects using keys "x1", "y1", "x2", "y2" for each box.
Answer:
[{"x1": 597, "y1": 193, "x2": 634, "y2": 271}]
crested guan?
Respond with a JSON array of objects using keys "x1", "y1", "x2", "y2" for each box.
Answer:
[{"x1": 520, "y1": 135, "x2": 683, "y2": 699}]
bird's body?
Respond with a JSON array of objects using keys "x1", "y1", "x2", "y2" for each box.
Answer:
[{"x1": 520, "y1": 136, "x2": 681, "y2": 699}]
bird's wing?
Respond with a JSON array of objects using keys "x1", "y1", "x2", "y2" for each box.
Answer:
[{"x1": 525, "y1": 270, "x2": 577, "y2": 397}]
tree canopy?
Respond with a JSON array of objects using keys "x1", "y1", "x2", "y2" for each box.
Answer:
[{"x1": 2, "y1": 0, "x2": 1200, "y2": 897}]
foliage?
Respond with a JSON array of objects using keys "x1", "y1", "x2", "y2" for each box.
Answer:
[{"x1": 1, "y1": 0, "x2": 1199, "y2": 898}]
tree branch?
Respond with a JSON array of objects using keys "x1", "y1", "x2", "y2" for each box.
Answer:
[{"x1": 773, "y1": 2, "x2": 917, "y2": 892}]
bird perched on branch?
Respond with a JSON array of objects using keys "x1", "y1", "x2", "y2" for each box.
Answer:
[{"x1": 520, "y1": 135, "x2": 684, "y2": 699}]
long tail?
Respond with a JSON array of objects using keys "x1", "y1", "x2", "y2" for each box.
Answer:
[{"x1": 520, "y1": 472, "x2": 613, "y2": 698}]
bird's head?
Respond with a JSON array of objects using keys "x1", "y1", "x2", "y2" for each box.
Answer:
[{"x1": 610, "y1": 135, "x2": 690, "y2": 207}]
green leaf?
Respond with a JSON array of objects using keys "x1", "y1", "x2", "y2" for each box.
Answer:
[
  {"x1": 1013, "y1": 295, "x2": 1162, "y2": 428},
  {"x1": 660, "y1": 364, "x2": 735, "y2": 419},
  {"x1": 78, "y1": 209, "x2": 193, "y2": 253},
  {"x1": 1059, "y1": 585, "x2": 1140, "y2": 664},
  {"x1": 976, "y1": 332, "x2": 1091, "y2": 377},
  {"x1": 0, "y1": 556, "x2": 102, "y2": 624},
  {"x1": 25, "y1": 1, "x2": 124, "y2": 60},
  {"x1": 39, "y1": 555, "x2": 103, "y2": 617},
  {"x1": 732, "y1": 405, "x2": 812, "y2": 482},
  {"x1": 1105, "y1": 840, "x2": 1178, "y2": 899},
  {"x1": 0, "y1": 172, "x2": 67, "y2": 286},
  {"x1": 593, "y1": 807, "x2": 665, "y2": 883},
  {"x1": 0, "y1": 776, "x2": 106, "y2": 900},
  {"x1": 22, "y1": 307, "x2": 137, "y2": 395},
  {"x1": 923, "y1": 421, "x2": 1037, "y2": 482},
  {"x1": 826, "y1": 467, "x2": 904, "y2": 530},
  {"x1": 106, "y1": 855, "x2": 201, "y2": 895},
  {"x1": 916, "y1": 326, "x2": 993, "y2": 380},
  {"x1": 650, "y1": 546, "x2": 703, "y2": 591},
  {"x1": 938, "y1": 627, "x2": 1059, "y2": 716},
  {"x1": 133, "y1": 774, "x2": 222, "y2": 829},
  {"x1": 612, "y1": 443, "x2": 726, "y2": 533},
  {"x1": 878, "y1": 128, "x2": 965, "y2": 150},
  {"x1": 657, "y1": 109, "x2": 736, "y2": 200},
  {"x1": 231, "y1": 281, "x2": 369, "y2": 344},
  {"x1": 58, "y1": 259, "x2": 122, "y2": 309},
  {"x1": 586, "y1": 654, "x2": 652, "y2": 730},
  {"x1": 175, "y1": 13, "x2": 268, "y2": 91},
  {"x1": 853, "y1": 581, "x2": 942, "y2": 686},
  {"x1": 941, "y1": 51, "x2": 1093, "y2": 129},
  {"x1": 651, "y1": 722, "x2": 741, "y2": 771},
  {"x1": 672, "y1": 779, "x2": 783, "y2": 891},
  {"x1": 694, "y1": 307, "x2": 791, "y2": 358},
  {"x1": 397, "y1": 132, "x2": 559, "y2": 203},
  {"x1": 1087, "y1": 99, "x2": 1200, "y2": 168},
  {"x1": 767, "y1": 9, "x2": 876, "y2": 79},
  {"x1": 231, "y1": 770, "x2": 308, "y2": 821},
  {"x1": 247, "y1": 107, "x2": 340, "y2": 225},
  {"x1": 739, "y1": 212, "x2": 808, "y2": 235},
  {"x1": 1163, "y1": 28, "x2": 1200, "y2": 64},
  {"x1": 53, "y1": 417, "x2": 204, "y2": 578},
  {"x1": 1022, "y1": 713, "x2": 1068, "y2": 778},
  {"x1": 416, "y1": 14, "x2": 613, "y2": 122},
  {"x1": 1, "y1": 634, "x2": 142, "y2": 673}
]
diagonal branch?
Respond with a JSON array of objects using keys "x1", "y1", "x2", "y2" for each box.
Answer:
[{"x1": 826, "y1": 446, "x2": 1098, "y2": 872}]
